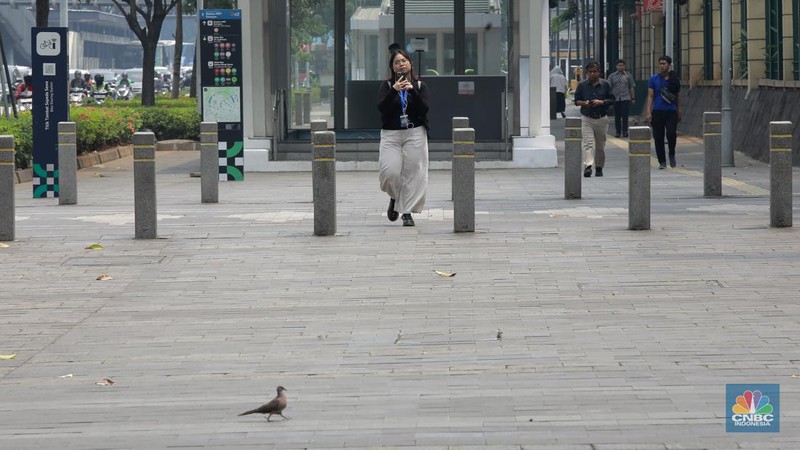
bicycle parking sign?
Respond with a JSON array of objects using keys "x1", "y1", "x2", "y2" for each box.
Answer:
[{"x1": 30, "y1": 27, "x2": 68, "y2": 198}]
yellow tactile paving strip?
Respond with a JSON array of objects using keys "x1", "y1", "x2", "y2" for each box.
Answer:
[{"x1": 607, "y1": 135, "x2": 770, "y2": 196}]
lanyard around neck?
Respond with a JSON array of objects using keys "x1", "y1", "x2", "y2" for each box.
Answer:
[{"x1": 399, "y1": 89, "x2": 408, "y2": 113}]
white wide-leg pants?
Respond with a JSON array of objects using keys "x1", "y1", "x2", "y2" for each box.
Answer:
[{"x1": 379, "y1": 127, "x2": 429, "y2": 214}]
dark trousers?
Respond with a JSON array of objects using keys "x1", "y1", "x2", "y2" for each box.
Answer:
[
  {"x1": 651, "y1": 109, "x2": 678, "y2": 164},
  {"x1": 556, "y1": 92, "x2": 566, "y2": 113},
  {"x1": 613, "y1": 100, "x2": 630, "y2": 135}
]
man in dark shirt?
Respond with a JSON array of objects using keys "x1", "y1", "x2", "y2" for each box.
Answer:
[
  {"x1": 607, "y1": 59, "x2": 635, "y2": 137},
  {"x1": 573, "y1": 61, "x2": 614, "y2": 177}
]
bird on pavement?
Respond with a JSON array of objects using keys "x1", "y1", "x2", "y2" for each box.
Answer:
[{"x1": 238, "y1": 386, "x2": 289, "y2": 421}]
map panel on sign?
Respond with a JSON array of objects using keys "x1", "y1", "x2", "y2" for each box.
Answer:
[{"x1": 202, "y1": 87, "x2": 241, "y2": 123}]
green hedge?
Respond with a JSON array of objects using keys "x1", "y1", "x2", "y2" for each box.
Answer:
[
  {"x1": 72, "y1": 107, "x2": 143, "y2": 151},
  {"x1": 0, "y1": 97, "x2": 201, "y2": 170},
  {"x1": 97, "y1": 97, "x2": 201, "y2": 140},
  {"x1": 0, "y1": 114, "x2": 33, "y2": 169}
]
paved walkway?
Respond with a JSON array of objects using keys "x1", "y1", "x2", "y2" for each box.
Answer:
[{"x1": 1, "y1": 117, "x2": 799, "y2": 449}]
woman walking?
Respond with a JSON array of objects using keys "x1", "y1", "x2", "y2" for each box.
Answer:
[{"x1": 377, "y1": 44, "x2": 430, "y2": 227}]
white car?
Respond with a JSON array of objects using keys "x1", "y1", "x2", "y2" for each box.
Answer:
[
  {"x1": 125, "y1": 68, "x2": 167, "y2": 96},
  {"x1": 124, "y1": 68, "x2": 144, "y2": 97}
]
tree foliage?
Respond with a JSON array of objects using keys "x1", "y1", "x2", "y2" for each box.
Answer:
[
  {"x1": 110, "y1": 0, "x2": 179, "y2": 106},
  {"x1": 551, "y1": 1, "x2": 578, "y2": 33},
  {"x1": 290, "y1": 0, "x2": 328, "y2": 54}
]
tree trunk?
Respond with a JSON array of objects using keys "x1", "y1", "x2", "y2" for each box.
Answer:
[
  {"x1": 172, "y1": 1, "x2": 183, "y2": 99},
  {"x1": 36, "y1": 0, "x2": 50, "y2": 27},
  {"x1": 141, "y1": 41, "x2": 157, "y2": 106},
  {"x1": 190, "y1": 0, "x2": 204, "y2": 99},
  {"x1": 190, "y1": 43, "x2": 197, "y2": 98}
]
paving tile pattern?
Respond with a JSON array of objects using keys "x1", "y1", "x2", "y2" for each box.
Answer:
[{"x1": 1, "y1": 121, "x2": 799, "y2": 449}]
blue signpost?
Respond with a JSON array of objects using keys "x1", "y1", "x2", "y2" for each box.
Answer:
[
  {"x1": 31, "y1": 27, "x2": 69, "y2": 198},
  {"x1": 199, "y1": 9, "x2": 244, "y2": 181}
]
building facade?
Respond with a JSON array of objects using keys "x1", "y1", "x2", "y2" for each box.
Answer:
[
  {"x1": 239, "y1": 0, "x2": 556, "y2": 169},
  {"x1": 645, "y1": 0, "x2": 800, "y2": 163}
]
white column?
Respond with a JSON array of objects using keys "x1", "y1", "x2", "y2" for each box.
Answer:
[
  {"x1": 60, "y1": 0, "x2": 68, "y2": 27},
  {"x1": 241, "y1": 0, "x2": 272, "y2": 171},
  {"x1": 512, "y1": 0, "x2": 557, "y2": 168}
]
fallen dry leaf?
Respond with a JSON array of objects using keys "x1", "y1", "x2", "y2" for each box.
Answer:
[
  {"x1": 85, "y1": 244, "x2": 104, "y2": 250},
  {"x1": 0, "y1": 243, "x2": 9, "y2": 248},
  {"x1": 496, "y1": 330, "x2": 503, "y2": 340},
  {"x1": 91, "y1": 172, "x2": 106, "y2": 178},
  {"x1": 96, "y1": 274, "x2": 114, "y2": 281},
  {"x1": 0, "y1": 354, "x2": 17, "y2": 360},
  {"x1": 434, "y1": 270, "x2": 456, "y2": 278},
  {"x1": 95, "y1": 378, "x2": 115, "y2": 386},
  {"x1": 59, "y1": 373, "x2": 73, "y2": 378}
]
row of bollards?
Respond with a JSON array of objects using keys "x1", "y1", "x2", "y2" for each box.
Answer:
[
  {"x1": 3, "y1": 118, "x2": 476, "y2": 241},
  {"x1": 698, "y1": 117, "x2": 791, "y2": 227},
  {"x1": 563, "y1": 117, "x2": 794, "y2": 230},
  {"x1": 0, "y1": 114, "x2": 793, "y2": 241},
  {"x1": 308, "y1": 119, "x2": 476, "y2": 235}
]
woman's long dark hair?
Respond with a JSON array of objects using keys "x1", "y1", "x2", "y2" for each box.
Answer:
[{"x1": 387, "y1": 48, "x2": 418, "y2": 82}]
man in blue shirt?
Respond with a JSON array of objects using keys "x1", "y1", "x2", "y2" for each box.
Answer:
[
  {"x1": 573, "y1": 61, "x2": 614, "y2": 177},
  {"x1": 644, "y1": 55, "x2": 682, "y2": 169}
]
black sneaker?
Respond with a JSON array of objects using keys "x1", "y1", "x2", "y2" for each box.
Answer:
[
  {"x1": 595, "y1": 167, "x2": 603, "y2": 177},
  {"x1": 387, "y1": 198, "x2": 399, "y2": 222},
  {"x1": 669, "y1": 156, "x2": 676, "y2": 168},
  {"x1": 584, "y1": 165, "x2": 592, "y2": 177},
  {"x1": 622, "y1": 132, "x2": 628, "y2": 138},
  {"x1": 614, "y1": 133, "x2": 621, "y2": 138},
  {"x1": 401, "y1": 214, "x2": 415, "y2": 227},
  {"x1": 659, "y1": 163, "x2": 667, "y2": 169}
]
